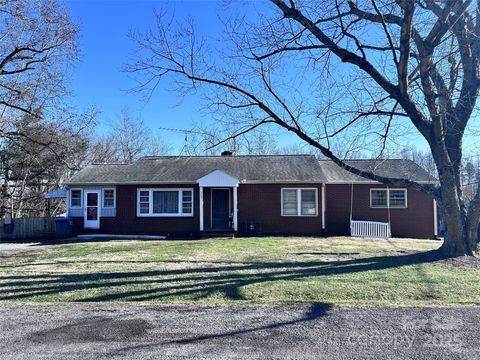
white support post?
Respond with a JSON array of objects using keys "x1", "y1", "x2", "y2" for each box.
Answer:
[
  {"x1": 199, "y1": 186, "x2": 204, "y2": 232},
  {"x1": 66, "y1": 188, "x2": 70, "y2": 217},
  {"x1": 433, "y1": 199, "x2": 438, "y2": 237},
  {"x1": 321, "y1": 184, "x2": 326, "y2": 230},
  {"x1": 233, "y1": 185, "x2": 238, "y2": 231}
]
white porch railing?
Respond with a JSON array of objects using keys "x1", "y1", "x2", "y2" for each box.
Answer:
[{"x1": 350, "y1": 220, "x2": 391, "y2": 239}]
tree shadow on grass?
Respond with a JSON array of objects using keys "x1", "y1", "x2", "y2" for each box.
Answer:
[
  {"x1": 295, "y1": 252, "x2": 361, "y2": 256},
  {"x1": 0, "y1": 250, "x2": 443, "y2": 302}
]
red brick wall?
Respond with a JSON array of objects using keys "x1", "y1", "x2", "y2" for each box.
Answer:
[
  {"x1": 72, "y1": 183, "x2": 324, "y2": 236},
  {"x1": 237, "y1": 183, "x2": 323, "y2": 235},
  {"x1": 73, "y1": 184, "x2": 200, "y2": 236},
  {"x1": 72, "y1": 182, "x2": 435, "y2": 239},
  {"x1": 325, "y1": 184, "x2": 435, "y2": 239}
]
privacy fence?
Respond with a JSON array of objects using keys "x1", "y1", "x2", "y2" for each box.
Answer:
[{"x1": 0, "y1": 217, "x2": 56, "y2": 240}]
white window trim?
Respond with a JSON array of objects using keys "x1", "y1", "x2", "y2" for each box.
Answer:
[
  {"x1": 70, "y1": 188, "x2": 82, "y2": 208},
  {"x1": 102, "y1": 188, "x2": 116, "y2": 209},
  {"x1": 136, "y1": 188, "x2": 194, "y2": 217},
  {"x1": 281, "y1": 188, "x2": 318, "y2": 217},
  {"x1": 370, "y1": 188, "x2": 408, "y2": 209}
]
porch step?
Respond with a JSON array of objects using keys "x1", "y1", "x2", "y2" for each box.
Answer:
[{"x1": 201, "y1": 231, "x2": 235, "y2": 239}]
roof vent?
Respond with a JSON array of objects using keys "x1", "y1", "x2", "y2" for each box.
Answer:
[{"x1": 221, "y1": 150, "x2": 233, "y2": 156}]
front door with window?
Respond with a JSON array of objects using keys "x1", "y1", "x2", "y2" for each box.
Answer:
[
  {"x1": 84, "y1": 190, "x2": 100, "y2": 229},
  {"x1": 211, "y1": 189, "x2": 230, "y2": 229}
]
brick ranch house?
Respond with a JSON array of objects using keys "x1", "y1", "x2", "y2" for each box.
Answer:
[{"x1": 64, "y1": 154, "x2": 438, "y2": 239}]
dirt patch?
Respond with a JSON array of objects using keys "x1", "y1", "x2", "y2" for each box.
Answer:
[
  {"x1": 435, "y1": 256, "x2": 480, "y2": 269},
  {"x1": 394, "y1": 250, "x2": 480, "y2": 269},
  {"x1": 31, "y1": 317, "x2": 153, "y2": 343},
  {"x1": 0, "y1": 243, "x2": 50, "y2": 258}
]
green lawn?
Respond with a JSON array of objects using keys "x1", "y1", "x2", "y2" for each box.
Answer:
[{"x1": 0, "y1": 237, "x2": 479, "y2": 306}]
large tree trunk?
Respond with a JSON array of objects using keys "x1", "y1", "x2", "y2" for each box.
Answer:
[{"x1": 438, "y1": 171, "x2": 479, "y2": 257}]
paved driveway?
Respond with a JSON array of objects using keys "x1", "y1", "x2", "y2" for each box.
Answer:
[{"x1": 0, "y1": 304, "x2": 478, "y2": 359}]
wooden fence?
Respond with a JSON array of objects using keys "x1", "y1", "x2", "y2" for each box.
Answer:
[{"x1": 0, "y1": 217, "x2": 56, "y2": 240}]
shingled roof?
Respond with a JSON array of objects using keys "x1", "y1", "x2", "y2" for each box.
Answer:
[
  {"x1": 66, "y1": 156, "x2": 436, "y2": 185},
  {"x1": 319, "y1": 159, "x2": 437, "y2": 183},
  {"x1": 66, "y1": 155, "x2": 326, "y2": 185}
]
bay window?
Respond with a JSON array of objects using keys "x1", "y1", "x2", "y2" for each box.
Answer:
[{"x1": 137, "y1": 188, "x2": 194, "y2": 216}]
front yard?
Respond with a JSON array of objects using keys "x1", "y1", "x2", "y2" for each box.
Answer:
[{"x1": 0, "y1": 236, "x2": 479, "y2": 306}]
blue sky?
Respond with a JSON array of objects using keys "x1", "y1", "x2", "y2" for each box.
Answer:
[{"x1": 67, "y1": 0, "x2": 227, "y2": 149}]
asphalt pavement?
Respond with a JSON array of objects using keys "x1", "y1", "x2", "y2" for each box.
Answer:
[{"x1": 0, "y1": 304, "x2": 478, "y2": 359}]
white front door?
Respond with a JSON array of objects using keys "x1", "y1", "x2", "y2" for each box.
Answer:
[{"x1": 84, "y1": 190, "x2": 100, "y2": 229}]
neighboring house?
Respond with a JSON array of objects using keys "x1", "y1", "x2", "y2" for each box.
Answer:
[{"x1": 64, "y1": 154, "x2": 438, "y2": 239}]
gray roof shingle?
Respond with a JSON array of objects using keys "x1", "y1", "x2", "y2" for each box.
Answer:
[
  {"x1": 319, "y1": 159, "x2": 437, "y2": 183},
  {"x1": 65, "y1": 156, "x2": 436, "y2": 185},
  {"x1": 66, "y1": 155, "x2": 326, "y2": 184}
]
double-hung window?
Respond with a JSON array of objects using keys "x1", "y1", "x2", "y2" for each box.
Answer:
[
  {"x1": 281, "y1": 188, "x2": 318, "y2": 216},
  {"x1": 137, "y1": 188, "x2": 194, "y2": 216},
  {"x1": 70, "y1": 189, "x2": 82, "y2": 208},
  {"x1": 370, "y1": 188, "x2": 407, "y2": 208},
  {"x1": 103, "y1": 189, "x2": 115, "y2": 208}
]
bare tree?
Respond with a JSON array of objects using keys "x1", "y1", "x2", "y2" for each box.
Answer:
[
  {"x1": 89, "y1": 108, "x2": 172, "y2": 163},
  {"x1": 0, "y1": 0, "x2": 84, "y2": 209},
  {"x1": 128, "y1": 1, "x2": 480, "y2": 257},
  {"x1": 179, "y1": 121, "x2": 282, "y2": 155},
  {"x1": 0, "y1": 0, "x2": 78, "y2": 122}
]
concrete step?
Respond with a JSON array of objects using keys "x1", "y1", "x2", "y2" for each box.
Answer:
[{"x1": 201, "y1": 231, "x2": 235, "y2": 239}]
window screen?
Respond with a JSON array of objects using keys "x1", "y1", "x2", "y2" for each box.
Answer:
[
  {"x1": 282, "y1": 189, "x2": 298, "y2": 215},
  {"x1": 389, "y1": 189, "x2": 406, "y2": 207},
  {"x1": 103, "y1": 189, "x2": 115, "y2": 208},
  {"x1": 70, "y1": 190, "x2": 82, "y2": 207},
  {"x1": 139, "y1": 190, "x2": 150, "y2": 214},
  {"x1": 301, "y1": 189, "x2": 317, "y2": 215},
  {"x1": 371, "y1": 189, "x2": 387, "y2": 207}
]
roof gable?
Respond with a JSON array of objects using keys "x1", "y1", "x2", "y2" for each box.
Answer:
[{"x1": 197, "y1": 170, "x2": 239, "y2": 187}]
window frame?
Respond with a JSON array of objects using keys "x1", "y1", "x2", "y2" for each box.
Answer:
[
  {"x1": 70, "y1": 188, "x2": 82, "y2": 208},
  {"x1": 136, "y1": 188, "x2": 194, "y2": 217},
  {"x1": 102, "y1": 188, "x2": 116, "y2": 209},
  {"x1": 370, "y1": 188, "x2": 407, "y2": 209},
  {"x1": 281, "y1": 187, "x2": 318, "y2": 217}
]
